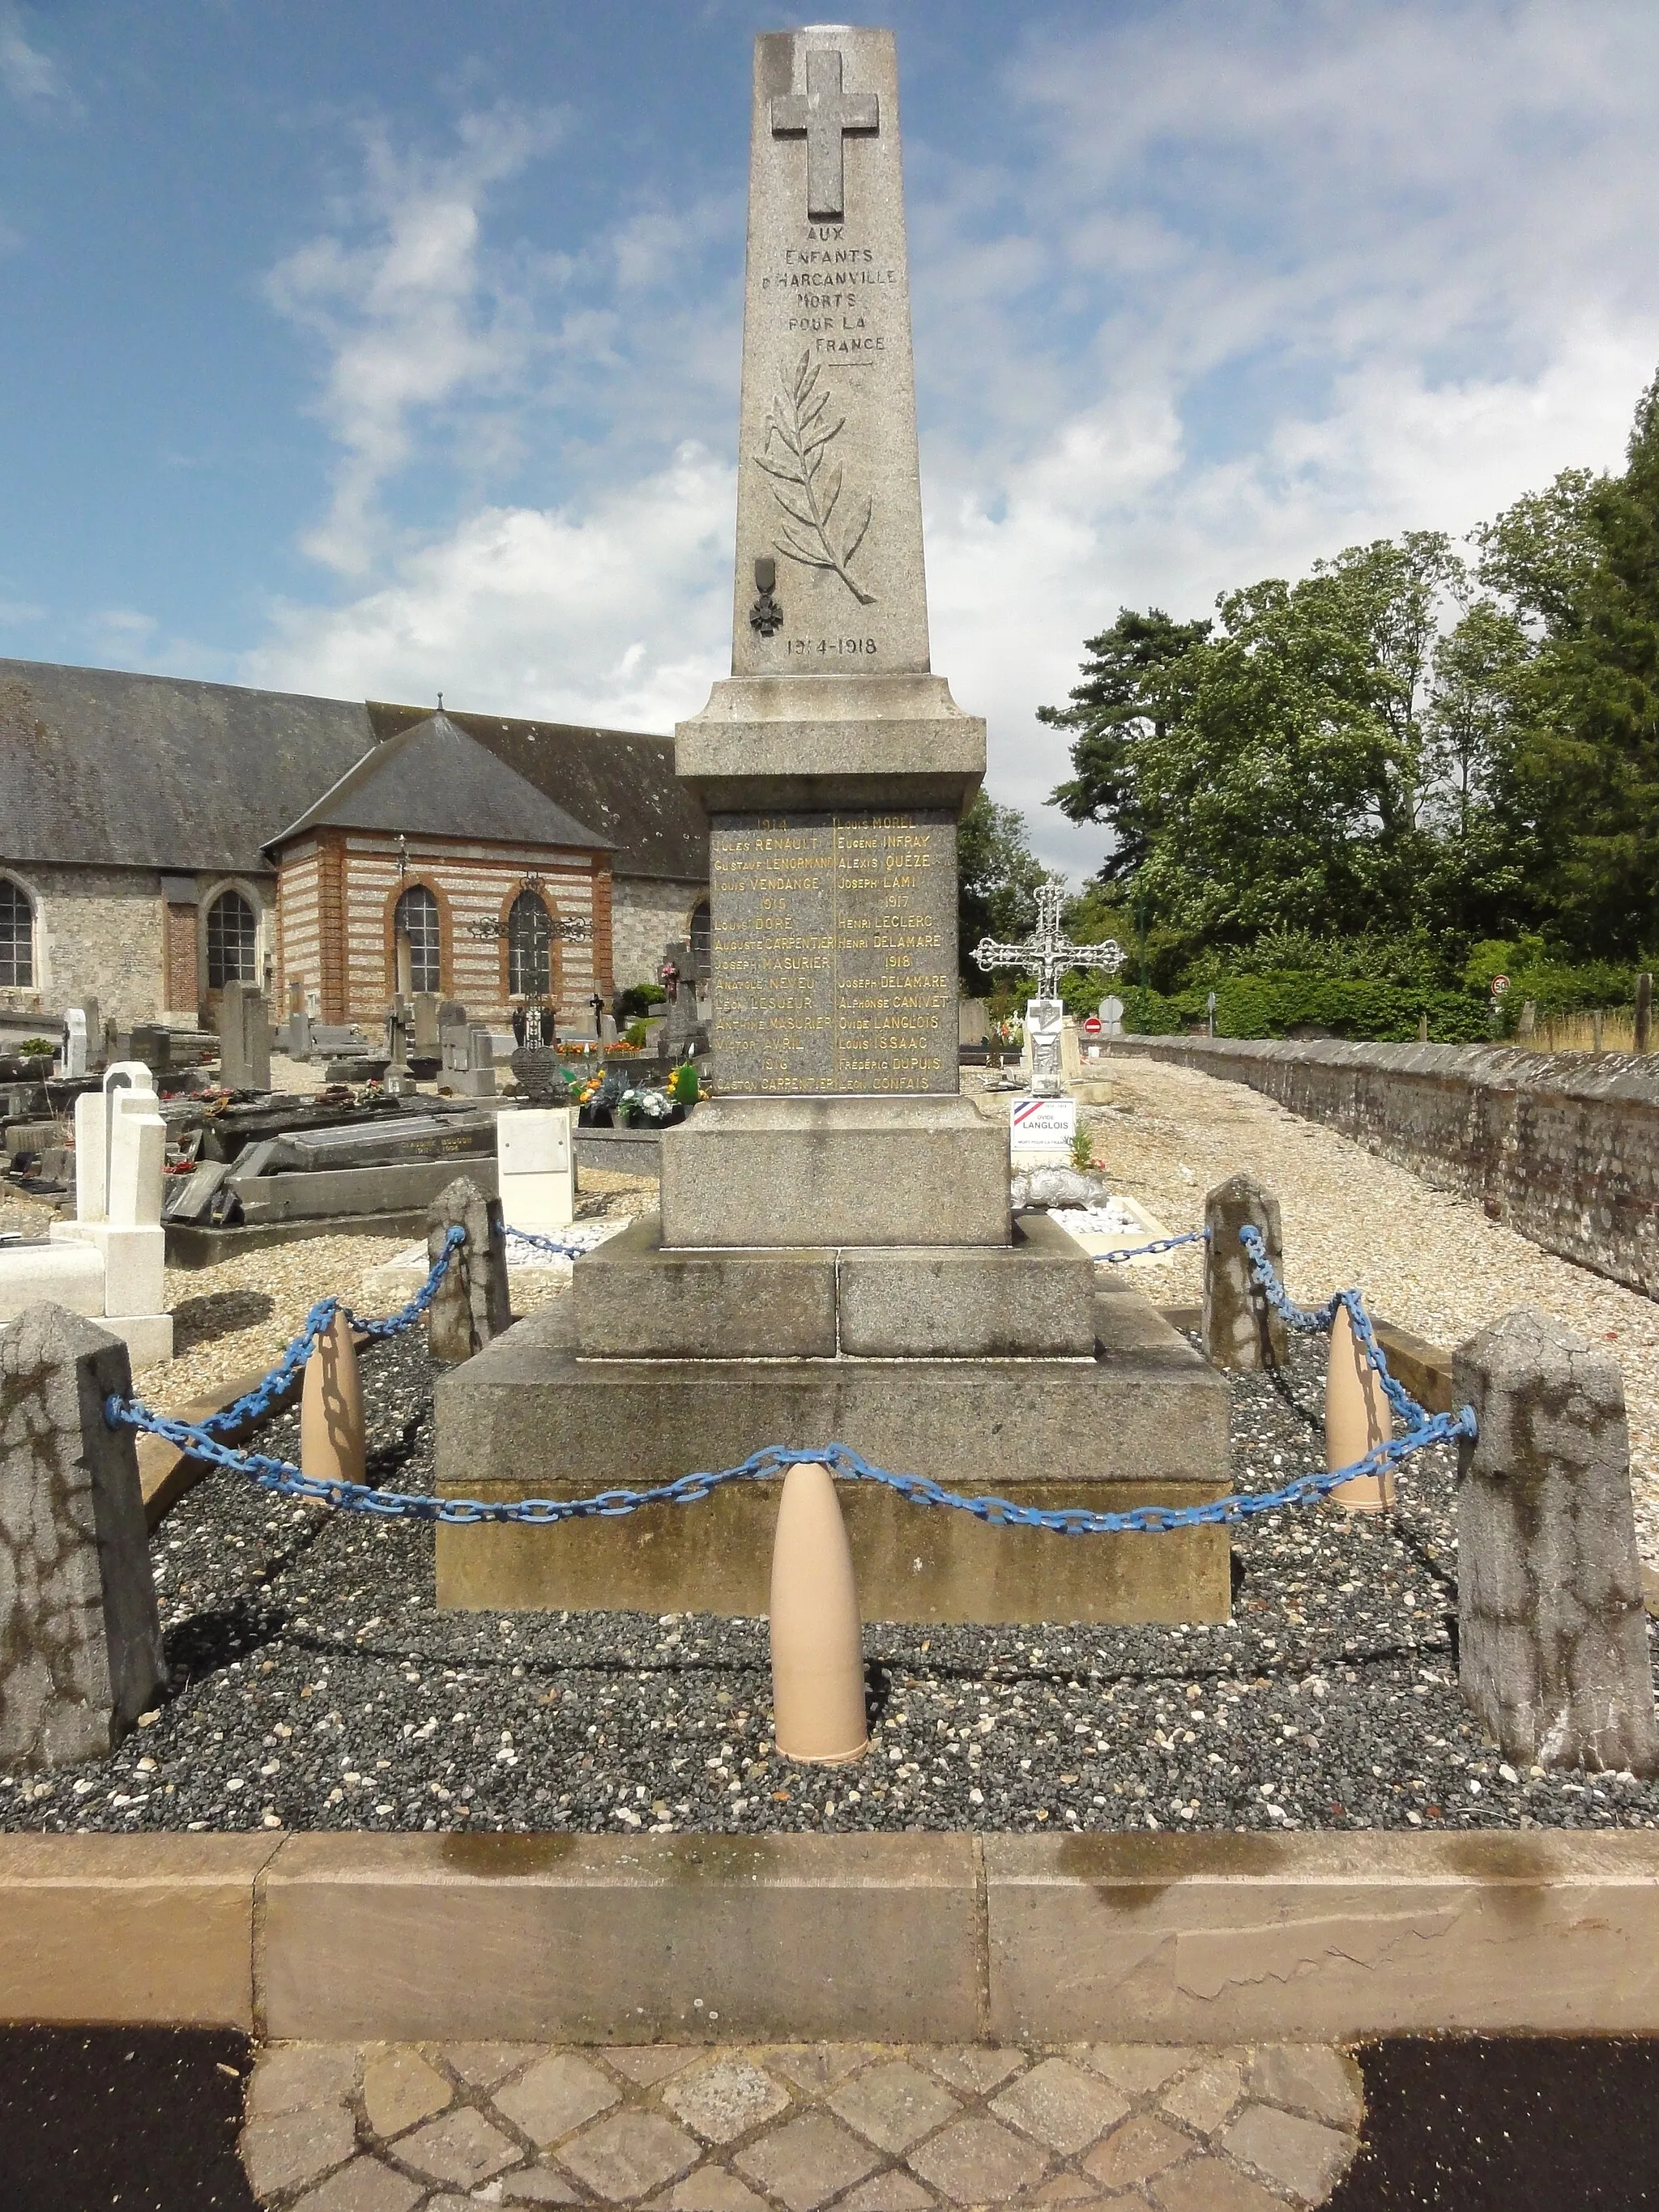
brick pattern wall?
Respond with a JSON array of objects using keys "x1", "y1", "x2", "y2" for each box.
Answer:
[
  {"x1": 1106, "y1": 1036, "x2": 1659, "y2": 1299},
  {"x1": 163, "y1": 903, "x2": 198, "y2": 1016},
  {"x1": 277, "y1": 833, "x2": 612, "y2": 1023},
  {"x1": 276, "y1": 838, "x2": 325, "y2": 1014}
]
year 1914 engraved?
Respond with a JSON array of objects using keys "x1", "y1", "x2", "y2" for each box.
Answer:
[{"x1": 786, "y1": 636, "x2": 878, "y2": 656}]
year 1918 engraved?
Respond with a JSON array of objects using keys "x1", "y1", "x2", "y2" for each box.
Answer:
[{"x1": 786, "y1": 637, "x2": 879, "y2": 656}]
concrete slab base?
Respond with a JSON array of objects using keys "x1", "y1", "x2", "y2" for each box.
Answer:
[
  {"x1": 433, "y1": 1278, "x2": 1230, "y2": 1622},
  {"x1": 7, "y1": 1831, "x2": 1659, "y2": 2042}
]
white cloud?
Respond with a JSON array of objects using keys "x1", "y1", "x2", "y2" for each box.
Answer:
[
  {"x1": 249, "y1": 2, "x2": 1659, "y2": 879},
  {"x1": 265, "y1": 103, "x2": 565, "y2": 575},
  {"x1": 241, "y1": 443, "x2": 733, "y2": 731},
  {"x1": 0, "y1": 6, "x2": 71, "y2": 113}
]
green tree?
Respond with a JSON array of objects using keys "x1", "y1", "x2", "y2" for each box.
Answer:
[
  {"x1": 1417, "y1": 597, "x2": 1540, "y2": 938},
  {"x1": 956, "y1": 791, "x2": 1047, "y2": 989},
  {"x1": 1519, "y1": 385, "x2": 1659, "y2": 954},
  {"x1": 1472, "y1": 468, "x2": 1600, "y2": 633},
  {"x1": 1040, "y1": 607, "x2": 1211, "y2": 881}
]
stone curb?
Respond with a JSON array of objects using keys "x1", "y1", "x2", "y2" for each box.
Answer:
[{"x1": 6, "y1": 1830, "x2": 1659, "y2": 2041}]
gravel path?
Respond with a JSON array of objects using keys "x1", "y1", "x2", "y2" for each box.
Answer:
[
  {"x1": 973, "y1": 1057, "x2": 1659, "y2": 1561},
  {"x1": 6, "y1": 1324, "x2": 1655, "y2": 1843}
]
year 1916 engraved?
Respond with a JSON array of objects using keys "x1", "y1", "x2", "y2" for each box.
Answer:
[{"x1": 786, "y1": 637, "x2": 879, "y2": 656}]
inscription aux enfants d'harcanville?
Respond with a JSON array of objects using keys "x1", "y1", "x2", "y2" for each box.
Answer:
[
  {"x1": 710, "y1": 811, "x2": 957, "y2": 1095},
  {"x1": 753, "y1": 237, "x2": 901, "y2": 636}
]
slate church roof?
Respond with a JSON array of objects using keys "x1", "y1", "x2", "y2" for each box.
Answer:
[
  {"x1": 267, "y1": 710, "x2": 610, "y2": 855},
  {"x1": 0, "y1": 658, "x2": 708, "y2": 881}
]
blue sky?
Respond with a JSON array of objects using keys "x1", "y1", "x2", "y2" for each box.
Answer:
[{"x1": 3, "y1": 2, "x2": 1658, "y2": 875}]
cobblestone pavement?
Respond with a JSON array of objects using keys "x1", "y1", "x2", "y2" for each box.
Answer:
[{"x1": 241, "y1": 2039, "x2": 1363, "y2": 2210}]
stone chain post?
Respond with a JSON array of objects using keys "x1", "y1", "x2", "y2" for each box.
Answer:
[
  {"x1": 1201, "y1": 1172, "x2": 1287, "y2": 1371},
  {"x1": 1455, "y1": 1308, "x2": 1658, "y2": 1775},
  {"x1": 426, "y1": 1177, "x2": 512, "y2": 1366},
  {"x1": 1, "y1": 1303, "x2": 164, "y2": 1771}
]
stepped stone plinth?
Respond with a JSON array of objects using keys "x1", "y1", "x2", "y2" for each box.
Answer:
[{"x1": 435, "y1": 24, "x2": 1230, "y2": 1624}]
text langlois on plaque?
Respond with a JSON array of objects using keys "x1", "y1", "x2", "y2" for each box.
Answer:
[{"x1": 711, "y1": 809, "x2": 957, "y2": 1094}]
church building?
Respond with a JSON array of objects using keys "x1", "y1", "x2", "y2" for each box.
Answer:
[{"x1": 0, "y1": 658, "x2": 710, "y2": 1034}]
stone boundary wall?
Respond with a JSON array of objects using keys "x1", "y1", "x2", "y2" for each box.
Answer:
[{"x1": 1104, "y1": 1036, "x2": 1659, "y2": 1298}]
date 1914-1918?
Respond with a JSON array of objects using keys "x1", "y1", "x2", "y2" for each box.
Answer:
[{"x1": 785, "y1": 636, "x2": 878, "y2": 656}]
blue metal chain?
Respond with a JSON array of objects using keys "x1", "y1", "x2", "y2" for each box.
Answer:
[
  {"x1": 104, "y1": 1213, "x2": 1476, "y2": 1532},
  {"x1": 1237, "y1": 1224, "x2": 1430, "y2": 1431},
  {"x1": 106, "y1": 1404, "x2": 1469, "y2": 1535},
  {"x1": 186, "y1": 1227, "x2": 467, "y2": 1439}
]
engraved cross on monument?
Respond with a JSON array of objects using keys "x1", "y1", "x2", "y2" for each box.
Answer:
[
  {"x1": 770, "y1": 45, "x2": 880, "y2": 221},
  {"x1": 972, "y1": 881, "x2": 1124, "y2": 1097}
]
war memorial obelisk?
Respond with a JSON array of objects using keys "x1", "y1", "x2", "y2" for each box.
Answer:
[{"x1": 437, "y1": 27, "x2": 1230, "y2": 1626}]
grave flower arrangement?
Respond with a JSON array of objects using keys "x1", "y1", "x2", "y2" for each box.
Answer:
[
  {"x1": 619, "y1": 1085, "x2": 673, "y2": 1127},
  {"x1": 667, "y1": 1061, "x2": 700, "y2": 1107}
]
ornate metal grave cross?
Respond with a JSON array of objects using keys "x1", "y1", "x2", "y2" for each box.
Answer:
[
  {"x1": 972, "y1": 879, "x2": 1125, "y2": 999},
  {"x1": 771, "y1": 48, "x2": 879, "y2": 222}
]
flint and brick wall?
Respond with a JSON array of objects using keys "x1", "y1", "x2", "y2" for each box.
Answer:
[
  {"x1": 611, "y1": 876, "x2": 706, "y2": 990},
  {"x1": 1106, "y1": 1036, "x2": 1659, "y2": 1298}
]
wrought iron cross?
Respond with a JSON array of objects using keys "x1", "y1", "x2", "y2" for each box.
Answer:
[
  {"x1": 770, "y1": 48, "x2": 879, "y2": 222},
  {"x1": 972, "y1": 880, "x2": 1125, "y2": 999}
]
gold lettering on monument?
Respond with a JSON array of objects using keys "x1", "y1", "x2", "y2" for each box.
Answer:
[{"x1": 712, "y1": 809, "x2": 956, "y2": 1094}]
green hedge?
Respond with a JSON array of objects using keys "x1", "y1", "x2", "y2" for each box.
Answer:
[{"x1": 1071, "y1": 971, "x2": 1493, "y2": 1043}]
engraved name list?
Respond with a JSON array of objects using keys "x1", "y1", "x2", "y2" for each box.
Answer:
[{"x1": 711, "y1": 808, "x2": 957, "y2": 1093}]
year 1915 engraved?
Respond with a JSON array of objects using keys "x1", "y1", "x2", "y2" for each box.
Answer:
[{"x1": 786, "y1": 637, "x2": 879, "y2": 656}]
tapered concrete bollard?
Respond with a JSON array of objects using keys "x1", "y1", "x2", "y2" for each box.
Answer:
[
  {"x1": 1, "y1": 1302, "x2": 164, "y2": 1769},
  {"x1": 300, "y1": 1310, "x2": 365, "y2": 1485},
  {"x1": 769, "y1": 1463, "x2": 868, "y2": 1766},
  {"x1": 426, "y1": 1178, "x2": 512, "y2": 1366},
  {"x1": 1455, "y1": 1308, "x2": 1659, "y2": 1774},
  {"x1": 1201, "y1": 1172, "x2": 1287, "y2": 1370},
  {"x1": 1326, "y1": 1302, "x2": 1393, "y2": 1512}
]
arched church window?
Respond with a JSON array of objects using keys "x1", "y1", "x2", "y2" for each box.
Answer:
[
  {"x1": 0, "y1": 877, "x2": 34, "y2": 987},
  {"x1": 393, "y1": 885, "x2": 441, "y2": 995},
  {"x1": 206, "y1": 889, "x2": 258, "y2": 988},
  {"x1": 690, "y1": 898, "x2": 712, "y2": 981},
  {"x1": 507, "y1": 891, "x2": 552, "y2": 999}
]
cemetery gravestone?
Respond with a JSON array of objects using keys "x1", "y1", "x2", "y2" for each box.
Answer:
[
  {"x1": 434, "y1": 24, "x2": 1230, "y2": 1627},
  {"x1": 61, "y1": 1007, "x2": 88, "y2": 1079},
  {"x1": 219, "y1": 982, "x2": 271, "y2": 1093},
  {"x1": 412, "y1": 993, "x2": 442, "y2": 1059},
  {"x1": 497, "y1": 1108, "x2": 574, "y2": 1233}
]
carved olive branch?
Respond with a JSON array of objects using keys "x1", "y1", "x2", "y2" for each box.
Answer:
[{"x1": 753, "y1": 349, "x2": 876, "y2": 607}]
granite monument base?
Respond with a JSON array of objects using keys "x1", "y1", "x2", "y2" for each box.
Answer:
[
  {"x1": 433, "y1": 1278, "x2": 1230, "y2": 1625},
  {"x1": 661, "y1": 1095, "x2": 1009, "y2": 1248},
  {"x1": 575, "y1": 1213, "x2": 1097, "y2": 1359}
]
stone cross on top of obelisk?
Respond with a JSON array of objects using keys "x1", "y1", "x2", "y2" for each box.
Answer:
[{"x1": 770, "y1": 45, "x2": 879, "y2": 222}]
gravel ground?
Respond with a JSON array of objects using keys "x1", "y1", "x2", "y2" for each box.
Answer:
[
  {"x1": 6, "y1": 1324, "x2": 1656, "y2": 1841},
  {"x1": 136, "y1": 1166, "x2": 657, "y2": 1418},
  {"x1": 972, "y1": 1057, "x2": 1659, "y2": 1560}
]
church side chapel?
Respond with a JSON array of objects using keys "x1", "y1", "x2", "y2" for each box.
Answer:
[{"x1": 0, "y1": 659, "x2": 710, "y2": 1037}]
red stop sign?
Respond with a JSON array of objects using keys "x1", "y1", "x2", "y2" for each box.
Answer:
[{"x1": 1083, "y1": 1015, "x2": 1102, "y2": 1035}]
